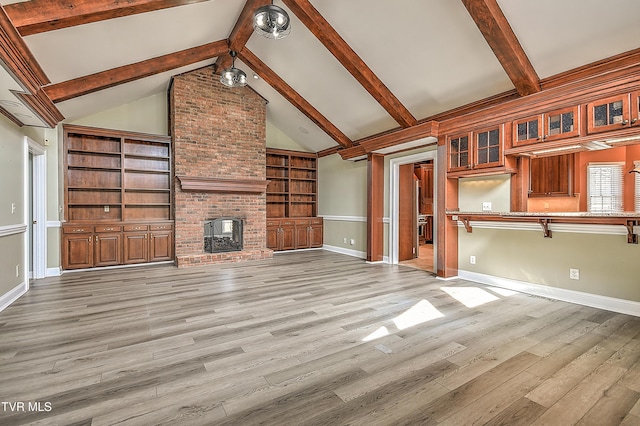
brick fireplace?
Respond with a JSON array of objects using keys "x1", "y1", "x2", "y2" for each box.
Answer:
[{"x1": 170, "y1": 65, "x2": 273, "y2": 267}]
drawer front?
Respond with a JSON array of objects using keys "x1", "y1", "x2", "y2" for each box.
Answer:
[
  {"x1": 63, "y1": 226, "x2": 93, "y2": 234},
  {"x1": 310, "y1": 218, "x2": 323, "y2": 225},
  {"x1": 124, "y1": 225, "x2": 149, "y2": 232},
  {"x1": 295, "y1": 219, "x2": 310, "y2": 226},
  {"x1": 280, "y1": 220, "x2": 295, "y2": 227},
  {"x1": 266, "y1": 220, "x2": 280, "y2": 227},
  {"x1": 95, "y1": 225, "x2": 122, "y2": 233},
  {"x1": 150, "y1": 224, "x2": 173, "y2": 231}
]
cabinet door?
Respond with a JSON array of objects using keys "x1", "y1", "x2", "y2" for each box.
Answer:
[
  {"x1": 266, "y1": 225, "x2": 280, "y2": 250},
  {"x1": 280, "y1": 224, "x2": 295, "y2": 250},
  {"x1": 529, "y1": 154, "x2": 573, "y2": 196},
  {"x1": 150, "y1": 231, "x2": 173, "y2": 262},
  {"x1": 513, "y1": 116, "x2": 542, "y2": 146},
  {"x1": 587, "y1": 94, "x2": 629, "y2": 134},
  {"x1": 94, "y1": 233, "x2": 121, "y2": 267},
  {"x1": 309, "y1": 224, "x2": 323, "y2": 248},
  {"x1": 123, "y1": 232, "x2": 148, "y2": 264},
  {"x1": 545, "y1": 106, "x2": 579, "y2": 141},
  {"x1": 448, "y1": 133, "x2": 472, "y2": 171},
  {"x1": 295, "y1": 224, "x2": 310, "y2": 249},
  {"x1": 62, "y1": 234, "x2": 94, "y2": 269},
  {"x1": 631, "y1": 91, "x2": 640, "y2": 128},
  {"x1": 474, "y1": 127, "x2": 502, "y2": 168}
]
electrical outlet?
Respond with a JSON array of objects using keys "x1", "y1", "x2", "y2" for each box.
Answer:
[
  {"x1": 104, "y1": 205, "x2": 110, "y2": 212},
  {"x1": 470, "y1": 255, "x2": 476, "y2": 265},
  {"x1": 350, "y1": 239, "x2": 355, "y2": 245},
  {"x1": 570, "y1": 268, "x2": 580, "y2": 280},
  {"x1": 15, "y1": 264, "x2": 20, "y2": 278},
  {"x1": 482, "y1": 202, "x2": 492, "y2": 212},
  {"x1": 11, "y1": 202, "x2": 16, "y2": 214},
  {"x1": 343, "y1": 237, "x2": 347, "y2": 244}
]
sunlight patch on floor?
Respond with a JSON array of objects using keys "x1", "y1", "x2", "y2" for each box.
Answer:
[{"x1": 441, "y1": 286, "x2": 499, "y2": 308}]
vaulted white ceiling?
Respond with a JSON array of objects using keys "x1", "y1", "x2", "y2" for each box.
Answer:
[{"x1": 1, "y1": 0, "x2": 639, "y2": 153}]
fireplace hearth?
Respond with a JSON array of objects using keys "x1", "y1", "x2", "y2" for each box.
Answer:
[{"x1": 204, "y1": 218, "x2": 243, "y2": 253}]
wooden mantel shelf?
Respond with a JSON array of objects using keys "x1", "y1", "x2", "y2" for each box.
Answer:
[
  {"x1": 177, "y1": 176, "x2": 269, "y2": 193},
  {"x1": 447, "y1": 211, "x2": 640, "y2": 244}
]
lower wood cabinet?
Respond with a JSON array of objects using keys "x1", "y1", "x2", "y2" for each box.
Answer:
[
  {"x1": 267, "y1": 217, "x2": 323, "y2": 251},
  {"x1": 63, "y1": 222, "x2": 173, "y2": 270}
]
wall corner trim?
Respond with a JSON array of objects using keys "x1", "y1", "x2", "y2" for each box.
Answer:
[
  {"x1": 459, "y1": 270, "x2": 640, "y2": 317},
  {"x1": 0, "y1": 281, "x2": 27, "y2": 313}
]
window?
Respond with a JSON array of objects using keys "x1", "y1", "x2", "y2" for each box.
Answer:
[{"x1": 587, "y1": 163, "x2": 623, "y2": 213}]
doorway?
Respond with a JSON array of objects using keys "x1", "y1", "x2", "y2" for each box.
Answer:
[
  {"x1": 25, "y1": 137, "x2": 46, "y2": 280},
  {"x1": 389, "y1": 150, "x2": 437, "y2": 273}
]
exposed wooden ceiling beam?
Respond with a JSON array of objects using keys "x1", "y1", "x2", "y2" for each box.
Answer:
[
  {"x1": 4, "y1": 0, "x2": 213, "y2": 36},
  {"x1": 239, "y1": 48, "x2": 353, "y2": 149},
  {"x1": 461, "y1": 0, "x2": 540, "y2": 96},
  {"x1": 214, "y1": 0, "x2": 270, "y2": 73},
  {"x1": 44, "y1": 39, "x2": 228, "y2": 103},
  {"x1": 282, "y1": 0, "x2": 418, "y2": 128}
]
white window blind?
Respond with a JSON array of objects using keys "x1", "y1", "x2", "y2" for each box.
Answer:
[{"x1": 587, "y1": 163, "x2": 623, "y2": 213}]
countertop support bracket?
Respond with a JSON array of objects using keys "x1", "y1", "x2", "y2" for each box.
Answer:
[
  {"x1": 538, "y1": 219, "x2": 552, "y2": 238},
  {"x1": 461, "y1": 217, "x2": 472, "y2": 233},
  {"x1": 625, "y1": 220, "x2": 639, "y2": 244}
]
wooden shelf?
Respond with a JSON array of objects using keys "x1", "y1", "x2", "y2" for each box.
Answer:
[
  {"x1": 266, "y1": 148, "x2": 318, "y2": 219},
  {"x1": 63, "y1": 124, "x2": 174, "y2": 270}
]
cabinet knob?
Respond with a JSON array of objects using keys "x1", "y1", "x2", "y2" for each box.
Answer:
[
  {"x1": 95, "y1": 236, "x2": 99, "y2": 243},
  {"x1": 89, "y1": 236, "x2": 92, "y2": 242}
]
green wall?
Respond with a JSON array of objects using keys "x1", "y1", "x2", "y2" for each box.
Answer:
[
  {"x1": 0, "y1": 114, "x2": 27, "y2": 297},
  {"x1": 457, "y1": 174, "x2": 640, "y2": 304},
  {"x1": 318, "y1": 153, "x2": 368, "y2": 254}
]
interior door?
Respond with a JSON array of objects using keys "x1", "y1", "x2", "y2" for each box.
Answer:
[{"x1": 398, "y1": 164, "x2": 418, "y2": 261}]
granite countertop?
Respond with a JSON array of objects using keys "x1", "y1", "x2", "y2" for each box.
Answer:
[{"x1": 446, "y1": 211, "x2": 640, "y2": 218}]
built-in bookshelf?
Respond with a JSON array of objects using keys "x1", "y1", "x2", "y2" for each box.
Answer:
[
  {"x1": 62, "y1": 125, "x2": 173, "y2": 269},
  {"x1": 266, "y1": 148, "x2": 317, "y2": 218}
]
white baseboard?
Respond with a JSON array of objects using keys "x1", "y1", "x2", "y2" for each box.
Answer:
[
  {"x1": 459, "y1": 270, "x2": 640, "y2": 317},
  {"x1": 0, "y1": 281, "x2": 27, "y2": 313},
  {"x1": 322, "y1": 244, "x2": 366, "y2": 259},
  {"x1": 47, "y1": 267, "x2": 61, "y2": 277}
]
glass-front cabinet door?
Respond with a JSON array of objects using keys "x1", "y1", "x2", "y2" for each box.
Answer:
[
  {"x1": 545, "y1": 106, "x2": 579, "y2": 141},
  {"x1": 587, "y1": 94, "x2": 630, "y2": 134},
  {"x1": 474, "y1": 126, "x2": 502, "y2": 169},
  {"x1": 632, "y1": 91, "x2": 640, "y2": 128},
  {"x1": 448, "y1": 133, "x2": 471, "y2": 172},
  {"x1": 513, "y1": 115, "x2": 542, "y2": 146}
]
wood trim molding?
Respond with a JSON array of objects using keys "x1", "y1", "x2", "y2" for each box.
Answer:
[
  {"x1": 0, "y1": 8, "x2": 49, "y2": 93},
  {"x1": 177, "y1": 176, "x2": 269, "y2": 193},
  {"x1": 44, "y1": 39, "x2": 228, "y2": 103},
  {"x1": 340, "y1": 121, "x2": 439, "y2": 160},
  {"x1": 13, "y1": 89, "x2": 65, "y2": 127},
  {"x1": 239, "y1": 48, "x2": 353, "y2": 149},
  {"x1": 283, "y1": 0, "x2": 417, "y2": 128},
  {"x1": 367, "y1": 153, "x2": 384, "y2": 262},
  {"x1": 4, "y1": 0, "x2": 213, "y2": 36},
  {"x1": 461, "y1": 0, "x2": 540, "y2": 96}
]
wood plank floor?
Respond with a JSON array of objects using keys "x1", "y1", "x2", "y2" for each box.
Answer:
[{"x1": 1, "y1": 250, "x2": 639, "y2": 425}]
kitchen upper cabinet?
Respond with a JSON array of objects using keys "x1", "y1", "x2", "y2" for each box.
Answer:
[
  {"x1": 587, "y1": 91, "x2": 640, "y2": 134},
  {"x1": 513, "y1": 106, "x2": 580, "y2": 146},
  {"x1": 529, "y1": 154, "x2": 573, "y2": 197},
  {"x1": 545, "y1": 106, "x2": 579, "y2": 141},
  {"x1": 474, "y1": 126, "x2": 502, "y2": 169},
  {"x1": 448, "y1": 133, "x2": 472, "y2": 172}
]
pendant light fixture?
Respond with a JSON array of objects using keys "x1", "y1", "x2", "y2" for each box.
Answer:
[
  {"x1": 219, "y1": 51, "x2": 247, "y2": 88},
  {"x1": 253, "y1": 1, "x2": 291, "y2": 40}
]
